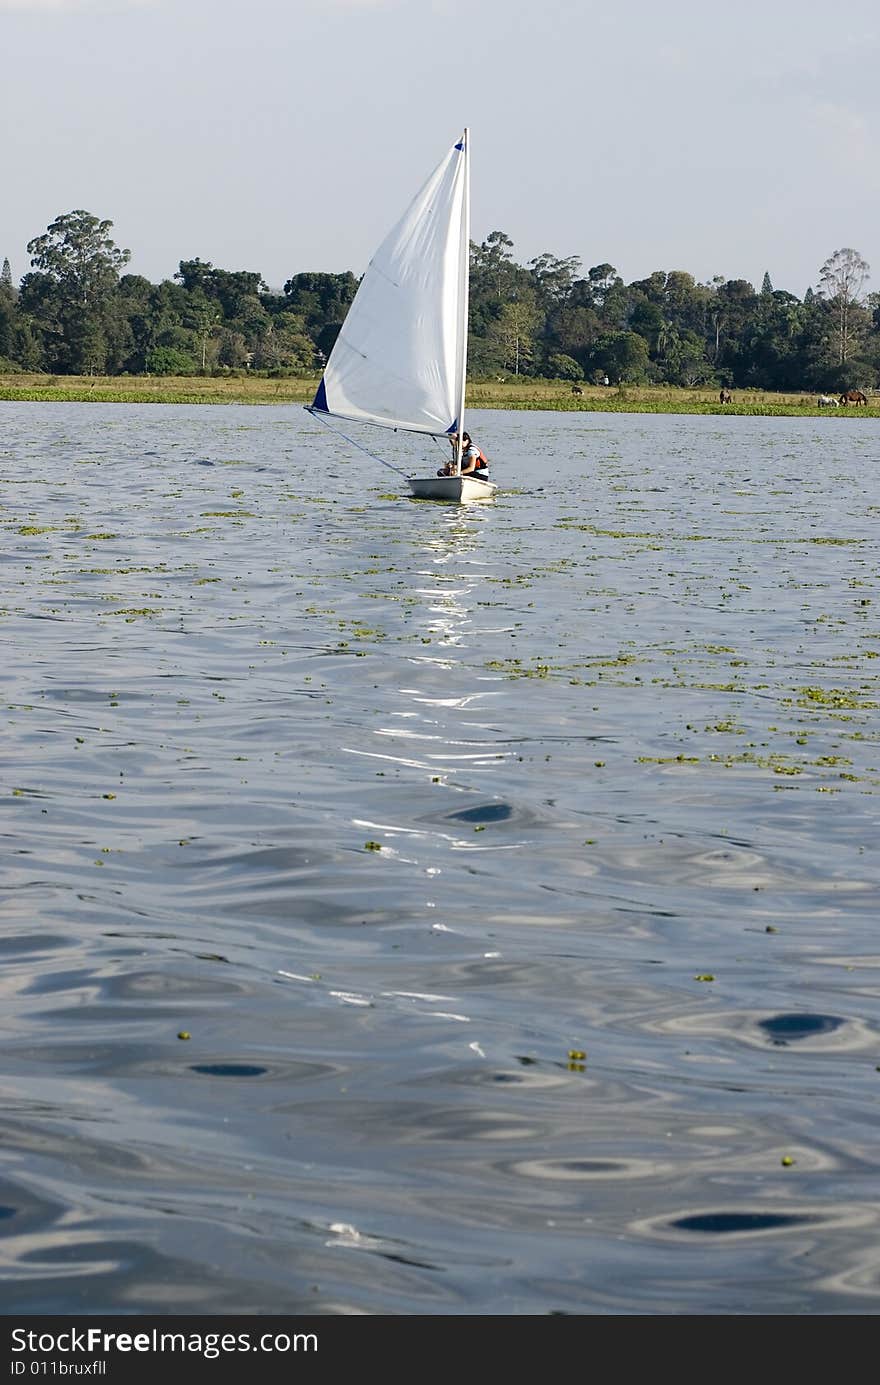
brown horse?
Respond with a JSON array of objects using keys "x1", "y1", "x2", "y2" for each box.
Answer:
[
  {"x1": 839, "y1": 390, "x2": 868, "y2": 405},
  {"x1": 719, "y1": 388, "x2": 732, "y2": 404}
]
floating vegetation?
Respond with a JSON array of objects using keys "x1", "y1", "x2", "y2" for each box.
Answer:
[
  {"x1": 105, "y1": 607, "x2": 162, "y2": 618},
  {"x1": 637, "y1": 755, "x2": 700, "y2": 765},
  {"x1": 795, "y1": 687, "x2": 876, "y2": 710}
]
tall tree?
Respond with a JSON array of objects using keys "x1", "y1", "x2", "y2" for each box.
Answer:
[
  {"x1": 819, "y1": 247, "x2": 870, "y2": 366},
  {"x1": 25, "y1": 211, "x2": 130, "y2": 372},
  {"x1": 741, "y1": 291, "x2": 805, "y2": 389},
  {"x1": 182, "y1": 291, "x2": 222, "y2": 371},
  {"x1": 485, "y1": 294, "x2": 539, "y2": 376},
  {"x1": 27, "y1": 211, "x2": 130, "y2": 308},
  {"x1": 710, "y1": 279, "x2": 757, "y2": 381},
  {"x1": 528, "y1": 251, "x2": 582, "y2": 309},
  {"x1": 0, "y1": 295, "x2": 14, "y2": 362},
  {"x1": 469, "y1": 232, "x2": 535, "y2": 350},
  {"x1": 761, "y1": 271, "x2": 773, "y2": 295},
  {"x1": 586, "y1": 263, "x2": 622, "y2": 309},
  {"x1": 470, "y1": 232, "x2": 518, "y2": 302},
  {"x1": 0, "y1": 257, "x2": 14, "y2": 356}
]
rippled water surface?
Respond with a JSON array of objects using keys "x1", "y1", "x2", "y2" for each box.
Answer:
[{"x1": 3, "y1": 401, "x2": 880, "y2": 1315}]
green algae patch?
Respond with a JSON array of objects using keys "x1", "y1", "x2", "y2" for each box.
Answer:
[
  {"x1": 795, "y1": 687, "x2": 878, "y2": 710},
  {"x1": 637, "y1": 755, "x2": 701, "y2": 765}
]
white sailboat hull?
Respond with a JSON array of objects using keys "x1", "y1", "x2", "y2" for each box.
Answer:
[{"x1": 407, "y1": 474, "x2": 497, "y2": 502}]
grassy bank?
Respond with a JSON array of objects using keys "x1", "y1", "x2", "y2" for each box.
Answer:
[{"x1": 1, "y1": 372, "x2": 878, "y2": 416}]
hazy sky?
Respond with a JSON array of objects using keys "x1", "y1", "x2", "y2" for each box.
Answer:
[{"x1": 3, "y1": 0, "x2": 879, "y2": 298}]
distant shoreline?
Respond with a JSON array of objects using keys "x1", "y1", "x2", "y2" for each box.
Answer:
[{"x1": 1, "y1": 374, "x2": 878, "y2": 417}]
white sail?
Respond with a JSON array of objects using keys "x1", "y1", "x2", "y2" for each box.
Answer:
[{"x1": 309, "y1": 133, "x2": 469, "y2": 437}]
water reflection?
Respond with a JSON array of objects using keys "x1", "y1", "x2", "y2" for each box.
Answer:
[{"x1": 409, "y1": 509, "x2": 487, "y2": 653}]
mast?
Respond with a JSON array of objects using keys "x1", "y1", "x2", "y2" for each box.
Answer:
[{"x1": 454, "y1": 127, "x2": 470, "y2": 476}]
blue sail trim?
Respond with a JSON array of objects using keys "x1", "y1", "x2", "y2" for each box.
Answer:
[{"x1": 311, "y1": 378, "x2": 328, "y2": 412}]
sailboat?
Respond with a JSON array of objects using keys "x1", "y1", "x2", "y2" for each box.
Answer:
[{"x1": 306, "y1": 129, "x2": 497, "y2": 502}]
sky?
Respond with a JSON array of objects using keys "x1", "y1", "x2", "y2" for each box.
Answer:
[{"x1": 2, "y1": 0, "x2": 879, "y2": 299}]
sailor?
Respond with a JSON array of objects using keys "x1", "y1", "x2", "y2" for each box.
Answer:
[{"x1": 438, "y1": 432, "x2": 489, "y2": 477}]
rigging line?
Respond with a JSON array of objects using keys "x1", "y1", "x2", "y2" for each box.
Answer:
[{"x1": 307, "y1": 408, "x2": 413, "y2": 477}]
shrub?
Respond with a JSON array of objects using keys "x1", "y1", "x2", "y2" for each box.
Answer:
[
  {"x1": 547, "y1": 353, "x2": 583, "y2": 382},
  {"x1": 146, "y1": 346, "x2": 197, "y2": 375}
]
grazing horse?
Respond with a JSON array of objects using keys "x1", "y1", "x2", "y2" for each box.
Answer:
[
  {"x1": 719, "y1": 388, "x2": 732, "y2": 404},
  {"x1": 571, "y1": 384, "x2": 583, "y2": 396},
  {"x1": 839, "y1": 390, "x2": 868, "y2": 405},
  {"x1": 817, "y1": 395, "x2": 839, "y2": 407}
]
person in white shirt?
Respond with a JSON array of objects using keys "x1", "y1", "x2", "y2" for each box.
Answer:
[{"x1": 439, "y1": 432, "x2": 489, "y2": 477}]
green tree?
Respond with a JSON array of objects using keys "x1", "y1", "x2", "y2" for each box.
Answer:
[
  {"x1": 181, "y1": 290, "x2": 221, "y2": 371},
  {"x1": 17, "y1": 272, "x2": 66, "y2": 370},
  {"x1": 314, "y1": 320, "x2": 343, "y2": 363},
  {"x1": 591, "y1": 330, "x2": 650, "y2": 383},
  {"x1": 628, "y1": 295, "x2": 664, "y2": 353},
  {"x1": 146, "y1": 345, "x2": 197, "y2": 375},
  {"x1": 528, "y1": 251, "x2": 582, "y2": 310},
  {"x1": 116, "y1": 276, "x2": 189, "y2": 373},
  {"x1": 0, "y1": 256, "x2": 15, "y2": 361},
  {"x1": 25, "y1": 211, "x2": 130, "y2": 372},
  {"x1": 217, "y1": 328, "x2": 249, "y2": 368},
  {"x1": 740, "y1": 293, "x2": 803, "y2": 387},
  {"x1": 12, "y1": 317, "x2": 42, "y2": 370},
  {"x1": 469, "y1": 233, "x2": 536, "y2": 362},
  {"x1": 257, "y1": 312, "x2": 314, "y2": 371},
  {"x1": 175, "y1": 260, "x2": 267, "y2": 318},
  {"x1": 710, "y1": 279, "x2": 758, "y2": 382},
  {"x1": 27, "y1": 211, "x2": 130, "y2": 308},
  {"x1": 0, "y1": 297, "x2": 15, "y2": 362},
  {"x1": 586, "y1": 263, "x2": 622, "y2": 309},
  {"x1": 470, "y1": 232, "x2": 519, "y2": 303},
  {"x1": 281, "y1": 271, "x2": 358, "y2": 339},
  {"x1": 543, "y1": 301, "x2": 601, "y2": 371},
  {"x1": 70, "y1": 314, "x2": 108, "y2": 375},
  {"x1": 546, "y1": 352, "x2": 583, "y2": 381}
]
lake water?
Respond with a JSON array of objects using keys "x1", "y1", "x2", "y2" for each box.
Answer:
[{"x1": 3, "y1": 401, "x2": 880, "y2": 1316}]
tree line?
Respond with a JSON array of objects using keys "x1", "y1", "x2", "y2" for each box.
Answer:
[{"x1": 0, "y1": 211, "x2": 877, "y2": 392}]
